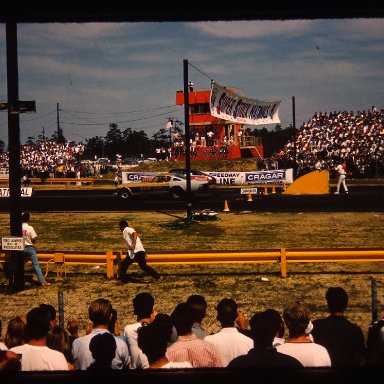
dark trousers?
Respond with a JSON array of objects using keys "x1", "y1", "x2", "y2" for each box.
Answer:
[{"x1": 119, "y1": 251, "x2": 160, "y2": 281}]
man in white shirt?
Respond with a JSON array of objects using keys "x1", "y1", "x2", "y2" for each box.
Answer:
[
  {"x1": 204, "y1": 298, "x2": 253, "y2": 366},
  {"x1": 123, "y1": 292, "x2": 156, "y2": 369},
  {"x1": 11, "y1": 306, "x2": 68, "y2": 371},
  {"x1": 334, "y1": 161, "x2": 348, "y2": 194},
  {"x1": 117, "y1": 220, "x2": 160, "y2": 284},
  {"x1": 72, "y1": 298, "x2": 129, "y2": 370},
  {"x1": 22, "y1": 212, "x2": 49, "y2": 286}
]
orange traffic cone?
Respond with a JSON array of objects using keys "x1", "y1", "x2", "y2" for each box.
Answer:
[
  {"x1": 264, "y1": 186, "x2": 268, "y2": 196},
  {"x1": 223, "y1": 200, "x2": 230, "y2": 212},
  {"x1": 272, "y1": 185, "x2": 276, "y2": 194},
  {"x1": 247, "y1": 193, "x2": 253, "y2": 202}
]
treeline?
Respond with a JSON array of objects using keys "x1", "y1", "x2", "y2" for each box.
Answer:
[{"x1": 0, "y1": 123, "x2": 293, "y2": 159}]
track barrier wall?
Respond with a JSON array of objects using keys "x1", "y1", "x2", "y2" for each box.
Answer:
[{"x1": 1, "y1": 248, "x2": 384, "y2": 279}]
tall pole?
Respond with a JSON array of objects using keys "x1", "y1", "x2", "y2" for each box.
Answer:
[
  {"x1": 292, "y1": 96, "x2": 297, "y2": 179},
  {"x1": 56, "y1": 102, "x2": 60, "y2": 143},
  {"x1": 183, "y1": 59, "x2": 192, "y2": 220},
  {"x1": 6, "y1": 22, "x2": 24, "y2": 291}
]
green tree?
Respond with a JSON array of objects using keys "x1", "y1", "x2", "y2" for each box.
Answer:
[
  {"x1": 84, "y1": 136, "x2": 105, "y2": 159},
  {"x1": 0, "y1": 139, "x2": 5, "y2": 153},
  {"x1": 122, "y1": 128, "x2": 151, "y2": 157},
  {"x1": 25, "y1": 136, "x2": 35, "y2": 146},
  {"x1": 104, "y1": 123, "x2": 124, "y2": 158}
]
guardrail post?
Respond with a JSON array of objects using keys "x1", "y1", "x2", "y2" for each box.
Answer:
[
  {"x1": 106, "y1": 251, "x2": 114, "y2": 279},
  {"x1": 371, "y1": 278, "x2": 378, "y2": 323},
  {"x1": 280, "y1": 248, "x2": 287, "y2": 278}
]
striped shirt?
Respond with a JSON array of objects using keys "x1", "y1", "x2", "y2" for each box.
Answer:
[{"x1": 166, "y1": 334, "x2": 223, "y2": 368}]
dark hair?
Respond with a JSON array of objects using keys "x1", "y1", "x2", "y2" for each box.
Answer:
[
  {"x1": 249, "y1": 311, "x2": 278, "y2": 348},
  {"x1": 26, "y1": 307, "x2": 51, "y2": 341},
  {"x1": 0, "y1": 350, "x2": 21, "y2": 371},
  {"x1": 216, "y1": 298, "x2": 238, "y2": 326},
  {"x1": 171, "y1": 303, "x2": 194, "y2": 336},
  {"x1": 89, "y1": 333, "x2": 116, "y2": 368},
  {"x1": 39, "y1": 304, "x2": 56, "y2": 322},
  {"x1": 326, "y1": 287, "x2": 348, "y2": 313},
  {"x1": 264, "y1": 308, "x2": 285, "y2": 338},
  {"x1": 133, "y1": 293, "x2": 154, "y2": 319},
  {"x1": 22, "y1": 212, "x2": 30, "y2": 222},
  {"x1": 88, "y1": 298, "x2": 112, "y2": 326},
  {"x1": 283, "y1": 301, "x2": 310, "y2": 339},
  {"x1": 186, "y1": 295, "x2": 207, "y2": 323},
  {"x1": 137, "y1": 314, "x2": 173, "y2": 364},
  {"x1": 108, "y1": 308, "x2": 118, "y2": 334},
  {"x1": 119, "y1": 220, "x2": 128, "y2": 230}
]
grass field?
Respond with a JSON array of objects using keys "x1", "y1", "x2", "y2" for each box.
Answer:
[{"x1": 1, "y1": 210, "x2": 384, "y2": 341}]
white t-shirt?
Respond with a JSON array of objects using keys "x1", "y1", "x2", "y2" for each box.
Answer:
[
  {"x1": 123, "y1": 322, "x2": 149, "y2": 369},
  {"x1": 11, "y1": 344, "x2": 68, "y2": 371},
  {"x1": 122, "y1": 227, "x2": 145, "y2": 259},
  {"x1": 204, "y1": 327, "x2": 253, "y2": 366},
  {"x1": 277, "y1": 342, "x2": 331, "y2": 367},
  {"x1": 22, "y1": 223, "x2": 37, "y2": 246}
]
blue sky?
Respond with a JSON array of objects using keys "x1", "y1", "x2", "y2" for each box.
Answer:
[{"x1": 0, "y1": 19, "x2": 384, "y2": 146}]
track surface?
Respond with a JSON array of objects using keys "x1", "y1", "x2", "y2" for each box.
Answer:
[{"x1": 0, "y1": 185, "x2": 383, "y2": 212}]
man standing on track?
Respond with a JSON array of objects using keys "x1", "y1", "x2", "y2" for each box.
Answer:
[
  {"x1": 334, "y1": 161, "x2": 349, "y2": 194},
  {"x1": 22, "y1": 212, "x2": 49, "y2": 286},
  {"x1": 116, "y1": 220, "x2": 160, "y2": 284}
]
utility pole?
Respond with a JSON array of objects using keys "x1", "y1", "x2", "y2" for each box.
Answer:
[
  {"x1": 292, "y1": 96, "x2": 297, "y2": 179},
  {"x1": 56, "y1": 102, "x2": 60, "y2": 143},
  {"x1": 6, "y1": 22, "x2": 23, "y2": 291},
  {"x1": 183, "y1": 59, "x2": 192, "y2": 220}
]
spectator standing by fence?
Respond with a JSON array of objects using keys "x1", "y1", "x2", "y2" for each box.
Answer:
[
  {"x1": 335, "y1": 161, "x2": 349, "y2": 194},
  {"x1": 22, "y1": 212, "x2": 49, "y2": 287}
]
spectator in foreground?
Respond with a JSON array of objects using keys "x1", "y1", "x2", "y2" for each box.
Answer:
[
  {"x1": 228, "y1": 310, "x2": 303, "y2": 367},
  {"x1": 10, "y1": 306, "x2": 68, "y2": 371},
  {"x1": 72, "y1": 298, "x2": 129, "y2": 370},
  {"x1": 137, "y1": 313, "x2": 192, "y2": 368},
  {"x1": 186, "y1": 294, "x2": 208, "y2": 339},
  {"x1": 0, "y1": 319, "x2": 8, "y2": 351},
  {"x1": 204, "y1": 298, "x2": 253, "y2": 366},
  {"x1": 123, "y1": 292, "x2": 156, "y2": 369},
  {"x1": 0, "y1": 350, "x2": 21, "y2": 371},
  {"x1": 4, "y1": 316, "x2": 26, "y2": 350},
  {"x1": 312, "y1": 287, "x2": 366, "y2": 366},
  {"x1": 277, "y1": 301, "x2": 331, "y2": 367},
  {"x1": 47, "y1": 325, "x2": 75, "y2": 370},
  {"x1": 166, "y1": 303, "x2": 223, "y2": 368},
  {"x1": 87, "y1": 332, "x2": 116, "y2": 371}
]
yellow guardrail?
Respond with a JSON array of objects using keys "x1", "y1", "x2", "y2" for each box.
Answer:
[{"x1": 1, "y1": 248, "x2": 384, "y2": 279}]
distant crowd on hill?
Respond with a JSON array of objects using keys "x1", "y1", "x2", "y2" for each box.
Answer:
[
  {"x1": 1, "y1": 287, "x2": 384, "y2": 372},
  {"x1": 274, "y1": 107, "x2": 384, "y2": 178},
  {"x1": 0, "y1": 140, "x2": 109, "y2": 178}
]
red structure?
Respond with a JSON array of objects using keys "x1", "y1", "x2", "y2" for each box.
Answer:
[{"x1": 174, "y1": 88, "x2": 263, "y2": 161}]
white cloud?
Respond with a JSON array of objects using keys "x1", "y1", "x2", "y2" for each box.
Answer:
[{"x1": 187, "y1": 20, "x2": 315, "y2": 39}]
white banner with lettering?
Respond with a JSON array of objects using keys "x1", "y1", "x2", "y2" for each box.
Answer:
[{"x1": 210, "y1": 82, "x2": 281, "y2": 125}]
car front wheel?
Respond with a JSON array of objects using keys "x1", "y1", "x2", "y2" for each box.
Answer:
[{"x1": 170, "y1": 186, "x2": 185, "y2": 200}]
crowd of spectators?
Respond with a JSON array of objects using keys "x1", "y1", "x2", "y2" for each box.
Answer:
[
  {"x1": 0, "y1": 140, "x2": 109, "y2": 179},
  {"x1": 1, "y1": 287, "x2": 384, "y2": 372},
  {"x1": 274, "y1": 107, "x2": 384, "y2": 178}
]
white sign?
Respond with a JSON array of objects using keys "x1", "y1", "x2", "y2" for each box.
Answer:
[
  {"x1": 1, "y1": 236, "x2": 25, "y2": 251},
  {"x1": 241, "y1": 188, "x2": 258, "y2": 194},
  {"x1": 121, "y1": 172, "x2": 157, "y2": 184},
  {"x1": 0, "y1": 167, "x2": 9, "y2": 179},
  {"x1": 207, "y1": 169, "x2": 293, "y2": 186},
  {"x1": 0, "y1": 188, "x2": 33, "y2": 197},
  {"x1": 210, "y1": 82, "x2": 281, "y2": 125}
]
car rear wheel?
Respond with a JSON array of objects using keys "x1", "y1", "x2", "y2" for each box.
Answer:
[
  {"x1": 119, "y1": 188, "x2": 131, "y2": 199},
  {"x1": 170, "y1": 186, "x2": 185, "y2": 200}
]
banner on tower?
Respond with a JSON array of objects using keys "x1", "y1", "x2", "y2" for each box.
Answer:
[{"x1": 210, "y1": 82, "x2": 281, "y2": 125}]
